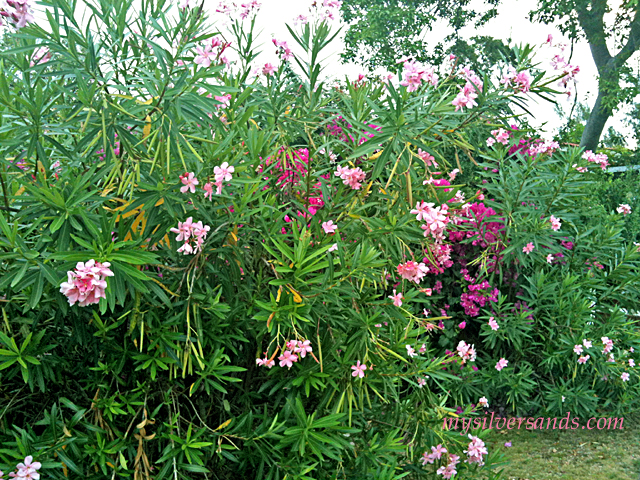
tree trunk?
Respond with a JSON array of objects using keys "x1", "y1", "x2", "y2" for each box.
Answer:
[{"x1": 579, "y1": 89, "x2": 611, "y2": 152}]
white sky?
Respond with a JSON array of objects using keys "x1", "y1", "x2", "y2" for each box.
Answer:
[
  {"x1": 239, "y1": 0, "x2": 636, "y2": 144},
  {"x1": 29, "y1": 0, "x2": 638, "y2": 144}
]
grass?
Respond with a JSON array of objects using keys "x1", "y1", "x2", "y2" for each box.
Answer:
[{"x1": 485, "y1": 414, "x2": 640, "y2": 480}]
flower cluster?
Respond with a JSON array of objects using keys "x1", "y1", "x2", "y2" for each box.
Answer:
[
  {"x1": 96, "y1": 133, "x2": 121, "y2": 161},
  {"x1": 421, "y1": 444, "x2": 447, "y2": 465},
  {"x1": 501, "y1": 66, "x2": 532, "y2": 93},
  {"x1": 617, "y1": 204, "x2": 632, "y2": 215},
  {"x1": 411, "y1": 201, "x2": 452, "y2": 242},
  {"x1": 194, "y1": 36, "x2": 231, "y2": 68},
  {"x1": 486, "y1": 128, "x2": 510, "y2": 147},
  {"x1": 456, "y1": 340, "x2": 477, "y2": 363},
  {"x1": 334, "y1": 165, "x2": 367, "y2": 190},
  {"x1": 272, "y1": 38, "x2": 293, "y2": 61},
  {"x1": 1, "y1": 456, "x2": 42, "y2": 480},
  {"x1": 582, "y1": 150, "x2": 609, "y2": 171},
  {"x1": 460, "y1": 279, "x2": 499, "y2": 317},
  {"x1": 170, "y1": 217, "x2": 211, "y2": 255},
  {"x1": 256, "y1": 339, "x2": 313, "y2": 369},
  {"x1": 60, "y1": 260, "x2": 114, "y2": 307},
  {"x1": 0, "y1": 0, "x2": 35, "y2": 29},
  {"x1": 437, "y1": 454, "x2": 460, "y2": 479},
  {"x1": 397, "y1": 260, "x2": 429, "y2": 284},
  {"x1": 464, "y1": 435, "x2": 488, "y2": 465},
  {"x1": 398, "y1": 59, "x2": 439, "y2": 92},
  {"x1": 549, "y1": 215, "x2": 562, "y2": 231}
]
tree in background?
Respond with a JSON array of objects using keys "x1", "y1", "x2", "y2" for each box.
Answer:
[{"x1": 340, "y1": 0, "x2": 640, "y2": 151}]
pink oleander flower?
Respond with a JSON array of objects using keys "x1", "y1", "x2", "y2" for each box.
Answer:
[
  {"x1": 622, "y1": 372, "x2": 630, "y2": 382},
  {"x1": 203, "y1": 182, "x2": 214, "y2": 200},
  {"x1": 410, "y1": 201, "x2": 435, "y2": 221},
  {"x1": 194, "y1": 43, "x2": 216, "y2": 68},
  {"x1": 488, "y1": 317, "x2": 499, "y2": 331},
  {"x1": 522, "y1": 242, "x2": 535, "y2": 254},
  {"x1": 334, "y1": 165, "x2": 367, "y2": 190},
  {"x1": 328, "y1": 243, "x2": 338, "y2": 252},
  {"x1": 495, "y1": 358, "x2": 508, "y2": 371},
  {"x1": 278, "y1": 350, "x2": 298, "y2": 369},
  {"x1": 573, "y1": 344, "x2": 583, "y2": 355},
  {"x1": 256, "y1": 356, "x2": 275, "y2": 368},
  {"x1": 421, "y1": 444, "x2": 447, "y2": 465},
  {"x1": 293, "y1": 14, "x2": 308, "y2": 25},
  {"x1": 582, "y1": 150, "x2": 609, "y2": 170},
  {"x1": 417, "y1": 148, "x2": 437, "y2": 167},
  {"x1": 406, "y1": 345, "x2": 417, "y2": 357},
  {"x1": 456, "y1": 340, "x2": 477, "y2": 363},
  {"x1": 465, "y1": 434, "x2": 488, "y2": 465},
  {"x1": 419, "y1": 344, "x2": 427, "y2": 353},
  {"x1": 179, "y1": 172, "x2": 199, "y2": 193},
  {"x1": 478, "y1": 396, "x2": 489, "y2": 408},
  {"x1": 389, "y1": 289, "x2": 403, "y2": 307},
  {"x1": 578, "y1": 355, "x2": 590, "y2": 364},
  {"x1": 617, "y1": 204, "x2": 632, "y2": 215},
  {"x1": 452, "y1": 89, "x2": 477, "y2": 111},
  {"x1": 60, "y1": 260, "x2": 114, "y2": 307},
  {"x1": 214, "y1": 162, "x2": 234, "y2": 182},
  {"x1": 436, "y1": 454, "x2": 460, "y2": 479},
  {"x1": 629, "y1": 359, "x2": 635, "y2": 367},
  {"x1": 30, "y1": 46, "x2": 51, "y2": 66},
  {"x1": 351, "y1": 360, "x2": 367, "y2": 378},
  {"x1": 262, "y1": 62, "x2": 277, "y2": 76},
  {"x1": 583, "y1": 339, "x2": 592, "y2": 349},
  {"x1": 417, "y1": 377, "x2": 426, "y2": 387},
  {"x1": 549, "y1": 215, "x2": 562, "y2": 231},
  {"x1": 294, "y1": 339, "x2": 313, "y2": 358},
  {"x1": 546, "y1": 254, "x2": 554, "y2": 264},
  {"x1": 397, "y1": 260, "x2": 429, "y2": 284},
  {"x1": 322, "y1": 220, "x2": 337, "y2": 234},
  {"x1": 602, "y1": 336, "x2": 614, "y2": 354}
]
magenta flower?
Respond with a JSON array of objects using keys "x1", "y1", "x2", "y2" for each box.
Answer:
[
  {"x1": 495, "y1": 358, "x2": 508, "y2": 371},
  {"x1": 179, "y1": 172, "x2": 199, "y2": 193},
  {"x1": 351, "y1": 360, "x2": 367, "y2": 378},
  {"x1": 389, "y1": 289, "x2": 403, "y2": 307},
  {"x1": 522, "y1": 242, "x2": 535, "y2": 254},
  {"x1": 458, "y1": 321, "x2": 466, "y2": 329}
]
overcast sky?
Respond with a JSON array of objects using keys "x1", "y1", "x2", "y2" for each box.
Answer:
[
  {"x1": 229, "y1": 0, "x2": 636, "y2": 144},
  {"x1": 30, "y1": 0, "x2": 637, "y2": 144}
]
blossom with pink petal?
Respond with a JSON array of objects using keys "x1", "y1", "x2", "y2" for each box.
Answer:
[
  {"x1": 488, "y1": 317, "x2": 499, "y2": 331},
  {"x1": 322, "y1": 220, "x2": 337, "y2": 234},
  {"x1": 351, "y1": 360, "x2": 367, "y2": 378},
  {"x1": 179, "y1": 172, "x2": 199, "y2": 194},
  {"x1": 495, "y1": 358, "x2": 508, "y2": 371},
  {"x1": 389, "y1": 289, "x2": 403, "y2": 307},
  {"x1": 60, "y1": 260, "x2": 114, "y2": 307},
  {"x1": 622, "y1": 372, "x2": 630, "y2": 382},
  {"x1": 617, "y1": 204, "x2": 632, "y2": 215},
  {"x1": 522, "y1": 242, "x2": 534, "y2": 254},
  {"x1": 278, "y1": 350, "x2": 298, "y2": 369}
]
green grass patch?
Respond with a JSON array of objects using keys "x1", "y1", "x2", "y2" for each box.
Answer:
[{"x1": 487, "y1": 415, "x2": 640, "y2": 479}]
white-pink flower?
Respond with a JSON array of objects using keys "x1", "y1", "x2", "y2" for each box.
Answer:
[
  {"x1": 488, "y1": 317, "x2": 499, "y2": 331},
  {"x1": 495, "y1": 358, "x2": 508, "y2": 371},
  {"x1": 322, "y1": 220, "x2": 337, "y2": 234},
  {"x1": 573, "y1": 344, "x2": 583, "y2": 355},
  {"x1": 214, "y1": 162, "x2": 234, "y2": 182},
  {"x1": 278, "y1": 350, "x2": 298, "y2": 369},
  {"x1": 351, "y1": 360, "x2": 367, "y2": 378},
  {"x1": 389, "y1": 289, "x2": 403, "y2": 307},
  {"x1": 522, "y1": 242, "x2": 535, "y2": 254},
  {"x1": 617, "y1": 204, "x2": 632, "y2": 215},
  {"x1": 256, "y1": 356, "x2": 275, "y2": 368},
  {"x1": 549, "y1": 215, "x2": 562, "y2": 231},
  {"x1": 179, "y1": 172, "x2": 199, "y2": 193},
  {"x1": 396, "y1": 260, "x2": 429, "y2": 284},
  {"x1": 478, "y1": 396, "x2": 489, "y2": 408},
  {"x1": 262, "y1": 62, "x2": 277, "y2": 76},
  {"x1": 621, "y1": 372, "x2": 630, "y2": 382},
  {"x1": 578, "y1": 355, "x2": 590, "y2": 364},
  {"x1": 294, "y1": 339, "x2": 313, "y2": 358},
  {"x1": 194, "y1": 44, "x2": 216, "y2": 68},
  {"x1": 59, "y1": 260, "x2": 113, "y2": 307},
  {"x1": 456, "y1": 340, "x2": 477, "y2": 363},
  {"x1": 328, "y1": 243, "x2": 338, "y2": 252}
]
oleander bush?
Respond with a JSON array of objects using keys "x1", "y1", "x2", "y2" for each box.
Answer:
[{"x1": 0, "y1": 1, "x2": 639, "y2": 479}]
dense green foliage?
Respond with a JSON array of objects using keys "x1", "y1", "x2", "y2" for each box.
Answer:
[{"x1": 0, "y1": 1, "x2": 639, "y2": 479}]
